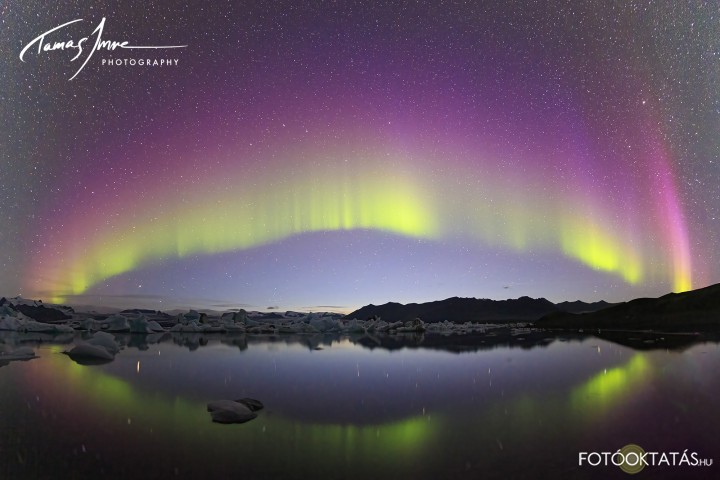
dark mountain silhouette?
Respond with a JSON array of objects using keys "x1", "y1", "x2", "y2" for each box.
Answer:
[
  {"x1": 555, "y1": 300, "x2": 616, "y2": 313},
  {"x1": 536, "y1": 283, "x2": 720, "y2": 331},
  {"x1": 346, "y1": 296, "x2": 611, "y2": 324}
]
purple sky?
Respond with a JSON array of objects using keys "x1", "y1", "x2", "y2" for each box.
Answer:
[{"x1": 2, "y1": 1, "x2": 719, "y2": 312}]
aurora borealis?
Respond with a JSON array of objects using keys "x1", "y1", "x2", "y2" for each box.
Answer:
[{"x1": 2, "y1": 1, "x2": 718, "y2": 311}]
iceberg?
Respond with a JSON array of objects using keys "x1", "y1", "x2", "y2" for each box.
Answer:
[
  {"x1": 64, "y1": 331, "x2": 121, "y2": 363},
  {"x1": 0, "y1": 313, "x2": 73, "y2": 333},
  {"x1": 219, "y1": 315, "x2": 246, "y2": 332},
  {"x1": 308, "y1": 314, "x2": 342, "y2": 333},
  {"x1": 86, "y1": 331, "x2": 121, "y2": 354},
  {"x1": 344, "y1": 319, "x2": 367, "y2": 334},
  {"x1": 128, "y1": 315, "x2": 166, "y2": 333},
  {"x1": 78, "y1": 317, "x2": 105, "y2": 331},
  {"x1": 395, "y1": 318, "x2": 426, "y2": 333},
  {"x1": 0, "y1": 315, "x2": 20, "y2": 331},
  {"x1": 0, "y1": 346, "x2": 38, "y2": 366},
  {"x1": 104, "y1": 314, "x2": 130, "y2": 332}
]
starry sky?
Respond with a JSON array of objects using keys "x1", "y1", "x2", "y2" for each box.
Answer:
[{"x1": 1, "y1": 1, "x2": 718, "y2": 312}]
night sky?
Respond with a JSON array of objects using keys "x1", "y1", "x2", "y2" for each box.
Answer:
[{"x1": 1, "y1": 1, "x2": 718, "y2": 312}]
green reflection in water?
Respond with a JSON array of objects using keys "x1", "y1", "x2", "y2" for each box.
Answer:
[
  {"x1": 455, "y1": 353, "x2": 652, "y2": 452},
  {"x1": 291, "y1": 415, "x2": 430, "y2": 458},
  {"x1": 570, "y1": 354, "x2": 649, "y2": 412},
  {"x1": 7, "y1": 344, "x2": 666, "y2": 479},
  {"x1": 32, "y1": 350, "x2": 435, "y2": 472}
]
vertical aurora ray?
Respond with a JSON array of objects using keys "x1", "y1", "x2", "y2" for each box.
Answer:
[{"x1": 647, "y1": 135, "x2": 693, "y2": 292}]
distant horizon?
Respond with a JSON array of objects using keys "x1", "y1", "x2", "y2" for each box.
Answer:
[{"x1": 4, "y1": 281, "x2": 711, "y2": 316}]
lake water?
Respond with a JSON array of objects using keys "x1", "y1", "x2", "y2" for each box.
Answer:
[{"x1": 1, "y1": 331, "x2": 718, "y2": 479}]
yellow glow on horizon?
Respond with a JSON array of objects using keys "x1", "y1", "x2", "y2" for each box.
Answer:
[
  {"x1": 674, "y1": 276, "x2": 692, "y2": 293},
  {"x1": 671, "y1": 250, "x2": 693, "y2": 293}
]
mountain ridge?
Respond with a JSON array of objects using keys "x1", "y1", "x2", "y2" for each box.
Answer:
[
  {"x1": 346, "y1": 296, "x2": 613, "y2": 323},
  {"x1": 535, "y1": 282, "x2": 720, "y2": 330}
]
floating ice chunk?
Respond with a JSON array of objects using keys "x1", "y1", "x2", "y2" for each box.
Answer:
[
  {"x1": 345, "y1": 319, "x2": 367, "y2": 334},
  {"x1": 65, "y1": 331, "x2": 121, "y2": 363},
  {"x1": 396, "y1": 318, "x2": 426, "y2": 333},
  {"x1": 297, "y1": 322, "x2": 320, "y2": 333},
  {"x1": 146, "y1": 320, "x2": 165, "y2": 332},
  {"x1": 219, "y1": 314, "x2": 245, "y2": 333},
  {"x1": 0, "y1": 346, "x2": 38, "y2": 365},
  {"x1": 246, "y1": 324, "x2": 277, "y2": 334},
  {"x1": 104, "y1": 314, "x2": 130, "y2": 332},
  {"x1": 169, "y1": 322, "x2": 222, "y2": 333},
  {"x1": 128, "y1": 315, "x2": 166, "y2": 333},
  {"x1": 86, "y1": 331, "x2": 121, "y2": 354},
  {"x1": 233, "y1": 310, "x2": 249, "y2": 324},
  {"x1": 129, "y1": 316, "x2": 152, "y2": 333},
  {"x1": 169, "y1": 323, "x2": 201, "y2": 333},
  {"x1": 385, "y1": 321, "x2": 403, "y2": 331},
  {"x1": 278, "y1": 322, "x2": 315, "y2": 334},
  {"x1": 224, "y1": 323, "x2": 247, "y2": 333},
  {"x1": 308, "y1": 315, "x2": 342, "y2": 333},
  {"x1": 202, "y1": 325, "x2": 228, "y2": 333},
  {"x1": 23, "y1": 321, "x2": 74, "y2": 334},
  {"x1": 368, "y1": 320, "x2": 390, "y2": 332},
  {"x1": 0, "y1": 314, "x2": 74, "y2": 333},
  {"x1": 0, "y1": 315, "x2": 20, "y2": 331},
  {"x1": 7, "y1": 346, "x2": 37, "y2": 358},
  {"x1": 79, "y1": 317, "x2": 104, "y2": 331}
]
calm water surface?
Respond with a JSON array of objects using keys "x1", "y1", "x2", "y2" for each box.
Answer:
[{"x1": 1, "y1": 331, "x2": 718, "y2": 479}]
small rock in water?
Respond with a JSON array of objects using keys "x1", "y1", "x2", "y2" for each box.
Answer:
[
  {"x1": 207, "y1": 399, "x2": 258, "y2": 424},
  {"x1": 235, "y1": 398, "x2": 264, "y2": 412},
  {"x1": 67, "y1": 343, "x2": 113, "y2": 359}
]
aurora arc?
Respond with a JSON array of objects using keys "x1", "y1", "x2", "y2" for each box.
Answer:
[{"x1": 29, "y1": 138, "x2": 692, "y2": 303}]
